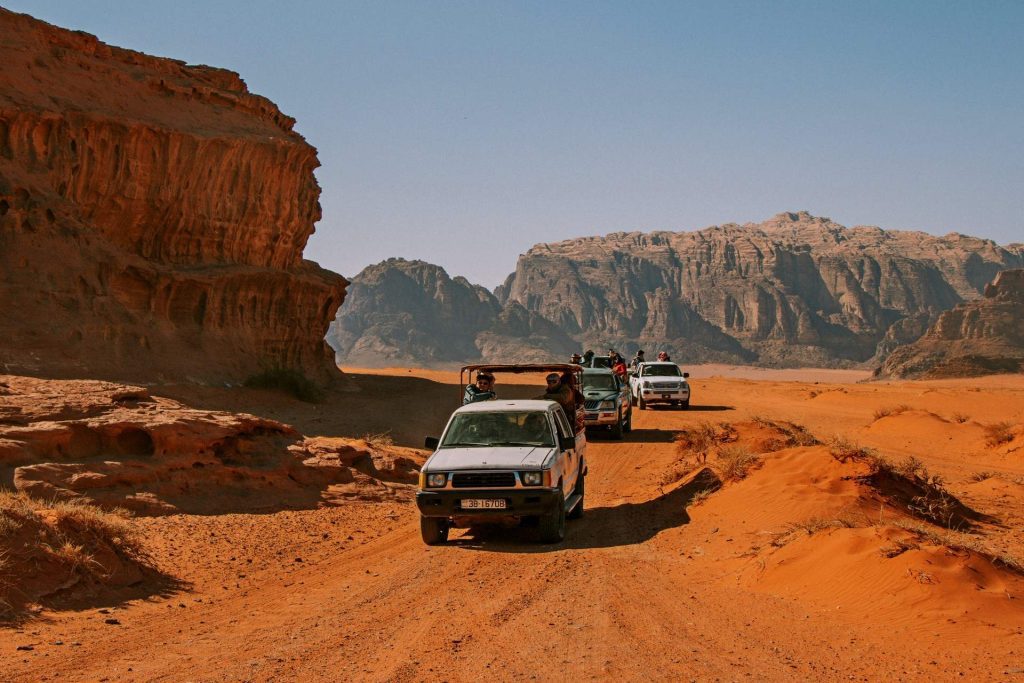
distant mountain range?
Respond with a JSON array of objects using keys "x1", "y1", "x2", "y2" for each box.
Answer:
[{"x1": 327, "y1": 212, "x2": 1024, "y2": 369}]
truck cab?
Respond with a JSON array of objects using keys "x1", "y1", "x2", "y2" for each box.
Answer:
[{"x1": 417, "y1": 364, "x2": 588, "y2": 545}]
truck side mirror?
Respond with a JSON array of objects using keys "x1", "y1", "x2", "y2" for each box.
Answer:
[
  {"x1": 424, "y1": 436, "x2": 440, "y2": 450},
  {"x1": 683, "y1": 372, "x2": 690, "y2": 378},
  {"x1": 559, "y1": 435, "x2": 575, "y2": 451}
]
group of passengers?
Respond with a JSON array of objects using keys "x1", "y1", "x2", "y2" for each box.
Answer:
[{"x1": 462, "y1": 367, "x2": 584, "y2": 432}]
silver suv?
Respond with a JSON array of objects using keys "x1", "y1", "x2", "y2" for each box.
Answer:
[{"x1": 629, "y1": 361, "x2": 691, "y2": 409}]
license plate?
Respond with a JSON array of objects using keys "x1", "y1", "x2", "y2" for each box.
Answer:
[
  {"x1": 661, "y1": 393, "x2": 672, "y2": 399},
  {"x1": 461, "y1": 498, "x2": 506, "y2": 510}
]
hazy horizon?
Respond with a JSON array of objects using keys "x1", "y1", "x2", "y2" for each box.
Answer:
[{"x1": 9, "y1": 1, "x2": 1023, "y2": 288}]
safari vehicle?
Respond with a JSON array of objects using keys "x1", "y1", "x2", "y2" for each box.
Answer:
[
  {"x1": 581, "y1": 367, "x2": 631, "y2": 438},
  {"x1": 416, "y1": 364, "x2": 587, "y2": 545},
  {"x1": 629, "y1": 361, "x2": 691, "y2": 409}
]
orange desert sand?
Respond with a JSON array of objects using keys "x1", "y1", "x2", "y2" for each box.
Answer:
[{"x1": 2, "y1": 367, "x2": 1024, "y2": 682}]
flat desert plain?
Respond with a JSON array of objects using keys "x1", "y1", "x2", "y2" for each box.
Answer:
[{"x1": 2, "y1": 368, "x2": 1023, "y2": 682}]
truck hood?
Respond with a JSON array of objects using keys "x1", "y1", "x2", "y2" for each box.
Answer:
[
  {"x1": 583, "y1": 390, "x2": 618, "y2": 401},
  {"x1": 426, "y1": 446, "x2": 555, "y2": 471}
]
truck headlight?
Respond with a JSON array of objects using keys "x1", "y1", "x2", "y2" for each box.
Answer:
[
  {"x1": 521, "y1": 471, "x2": 543, "y2": 486},
  {"x1": 426, "y1": 473, "x2": 447, "y2": 488}
]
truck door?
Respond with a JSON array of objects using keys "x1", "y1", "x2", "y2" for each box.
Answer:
[{"x1": 552, "y1": 409, "x2": 577, "y2": 497}]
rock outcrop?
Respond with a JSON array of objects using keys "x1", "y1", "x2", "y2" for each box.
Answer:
[
  {"x1": 0, "y1": 375, "x2": 423, "y2": 515},
  {"x1": 876, "y1": 269, "x2": 1024, "y2": 378},
  {"x1": 0, "y1": 9, "x2": 346, "y2": 384},
  {"x1": 331, "y1": 214, "x2": 1023, "y2": 368},
  {"x1": 327, "y1": 259, "x2": 576, "y2": 366}
]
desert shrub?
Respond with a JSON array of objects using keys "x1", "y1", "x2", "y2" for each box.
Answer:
[
  {"x1": 244, "y1": 367, "x2": 324, "y2": 403},
  {"x1": 715, "y1": 445, "x2": 761, "y2": 482},
  {"x1": 965, "y1": 470, "x2": 998, "y2": 483},
  {"x1": 827, "y1": 436, "x2": 878, "y2": 463},
  {"x1": 984, "y1": 421, "x2": 1015, "y2": 448},
  {"x1": 873, "y1": 404, "x2": 911, "y2": 421},
  {"x1": 894, "y1": 521, "x2": 1024, "y2": 574},
  {"x1": 750, "y1": 416, "x2": 818, "y2": 448},
  {"x1": 951, "y1": 412, "x2": 970, "y2": 424},
  {"x1": 688, "y1": 487, "x2": 717, "y2": 507}
]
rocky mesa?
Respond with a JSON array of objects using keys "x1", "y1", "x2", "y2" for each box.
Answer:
[
  {"x1": 331, "y1": 213, "x2": 1024, "y2": 368},
  {"x1": 877, "y1": 269, "x2": 1024, "y2": 378},
  {"x1": 0, "y1": 9, "x2": 346, "y2": 384}
]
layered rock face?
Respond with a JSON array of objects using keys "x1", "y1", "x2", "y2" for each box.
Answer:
[
  {"x1": 331, "y1": 214, "x2": 1023, "y2": 368},
  {"x1": 877, "y1": 269, "x2": 1024, "y2": 378},
  {"x1": 498, "y1": 212, "x2": 1024, "y2": 365},
  {"x1": 0, "y1": 9, "x2": 346, "y2": 383},
  {"x1": 327, "y1": 259, "x2": 576, "y2": 366}
]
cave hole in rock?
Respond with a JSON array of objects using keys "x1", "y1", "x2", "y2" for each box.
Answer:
[
  {"x1": 114, "y1": 428, "x2": 155, "y2": 457},
  {"x1": 0, "y1": 199, "x2": 8, "y2": 215}
]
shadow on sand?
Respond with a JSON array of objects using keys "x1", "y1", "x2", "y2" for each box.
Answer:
[{"x1": 451, "y1": 468, "x2": 721, "y2": 553}]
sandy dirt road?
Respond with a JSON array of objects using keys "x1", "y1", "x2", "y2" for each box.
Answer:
[{"x1": 3, "y1": 371, "x2": 1023, "y2": 681}]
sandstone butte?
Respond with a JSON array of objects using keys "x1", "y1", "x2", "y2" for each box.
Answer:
[
  {"x1": 0, "y1": 8, "x2": 347, "y2": 384},
  {"x1": 878, "y1": 268, "x2": 1024, "y2": 378}
]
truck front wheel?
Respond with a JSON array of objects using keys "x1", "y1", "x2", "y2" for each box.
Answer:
[
  {"x1": 539, "y1": 491, "x2": 566, "y2": 543},
  {"x1": 420, "y1": 516, "x2": 449, "y2": 545}
]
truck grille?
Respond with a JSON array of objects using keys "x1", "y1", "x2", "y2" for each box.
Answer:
[
  {"x1": 584, "y1": 400, "x2": 602, "y2": 410},
  {"x1": 652, "y1": 382, "x2": 678, "y2": 389},
  {"x1": 451, "y1": 472, "x2": 516, "y2": 488}
]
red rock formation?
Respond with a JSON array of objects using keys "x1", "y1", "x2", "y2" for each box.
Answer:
[
  {"x1": 0, "y1": 8, "x2": 346, "y2": 383},
  {"x1": 877, "y1": 269, "x2": 1024, "y2": 378},
  {"x1": 0, "y1": 375, "x2": 422, "y2": 515}
]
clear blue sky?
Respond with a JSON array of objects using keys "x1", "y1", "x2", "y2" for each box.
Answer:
[{"x1": 10, "y1": 1, "x2": 1024, "y2": 288}]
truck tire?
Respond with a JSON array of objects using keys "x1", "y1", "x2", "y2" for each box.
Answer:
[
  {"x1": 567, "y1": 473, "x2": 585, "y2": 520},
  {"x1": 539, "y1": 491, "x2": 566, "y2": 543},
  {"x1": 638, "y1": 394, "x2": 647, "y2": 410},
  {"x1": 610, "y1": 412, "x2": 624, "y2": 439},
  {"x1": 420, "y1": 516, "x2": 449, "y2": 545},
  {"x1": 681, "y1": 398, "x2": 690, "y2": 410},
  {"x1": 623, "y1": 408, "x2": 633, "y2": 433}
]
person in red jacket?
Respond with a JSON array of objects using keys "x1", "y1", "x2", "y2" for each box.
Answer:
[{"x1": 612, "y1": 358, "x2": 628, "y2": 379}]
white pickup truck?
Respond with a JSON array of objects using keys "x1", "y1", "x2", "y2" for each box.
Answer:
[
  {"x1": 629, "y1": 361, "x2": 691, "y2": 409},
  {"x1": 416, "y1": 364, "x2": 587, "y2": 545}
]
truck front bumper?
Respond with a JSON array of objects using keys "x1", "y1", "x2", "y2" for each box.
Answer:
[
  {"x1": 639, "y1": 388, "x2": 690, "y2": 404},
  {"x1": 416, "y1": 488, "x2": 562, "y2": 518},
  {"x1": 584, "y1": 410, "x2": 619, "y2": 426}
]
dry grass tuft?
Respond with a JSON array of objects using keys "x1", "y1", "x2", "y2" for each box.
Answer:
[
  {"x1": 688, "y1": 487, "x2": 717, "y2": 507},
  {"x1": 873, "y1": 404, "x2": 911, "y2": 421},
  {"x1": 715, "y1": 445, "x2": 761, "y2": 482},
  {"x1": 951, "y1": 412, "x2": 971, "y2": 424},
  {"x1": 893, "y1": 521, "x2": 1024, "y2": 574},
  {"x1": 827, "y1": 436, "x2": 879, "y2": 463},
  {"x1": 983, "y1": 421, "x2": 1015, "y2": 448},
  {"x1": 965, "y1": 470, "x2": 999, "y2": 483},
  {"x1": 674, "y1": 422, "x2": 736, "y2": 463},
  {"x1": 770, "y1": 515, "x2": 861, "y2": 547},
  {"x1": 362, "y1": 432, "x2": 395, "y2": 450}
]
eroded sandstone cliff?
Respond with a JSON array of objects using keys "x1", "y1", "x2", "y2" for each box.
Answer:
[
  {"x1": 331, "y1": 214, "x2": 1023, "y2": 368},
  {"x1": 0, "y1": 9, "x2": 346, "y2": 383},
  {"x1": 877, "y1": 269, "x2": 1024, "y2": 378},
  {"x1": 498, "y1": 212, "x2": 1024, "y2": 366}
]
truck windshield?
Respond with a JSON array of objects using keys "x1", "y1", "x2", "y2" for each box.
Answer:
[
  {"x1": 582, "y1": 374, "x2": 617, "y2": 391},
  {"x1": 441, "y1": 412, "x2": 554, "y2": 448},
  {"x1": 642, "y1": 365, "x2": 681, "y2": 377}
]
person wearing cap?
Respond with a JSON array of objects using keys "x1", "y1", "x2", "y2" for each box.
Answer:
[
  {"x1": 630, "y1": 349, "x2": 645, "y2": 369},
  {"x1": 570, "y1": 353, "x2": 583, "y2": 365},
  {"x1": 463, "y1": 371, "x2": 497, "y2": 405},
  {"x1": 535, "y1": 372, "x2": 575, "y2": 425}
]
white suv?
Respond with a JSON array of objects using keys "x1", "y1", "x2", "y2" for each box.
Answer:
[{"x1": 629, "y1": 362, "x2": 691, "y2": 409}]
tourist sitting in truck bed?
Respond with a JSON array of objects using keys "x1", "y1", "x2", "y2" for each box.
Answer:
[{"x1": 463, "y1": 371, "x2": 497, "y2": 405}]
